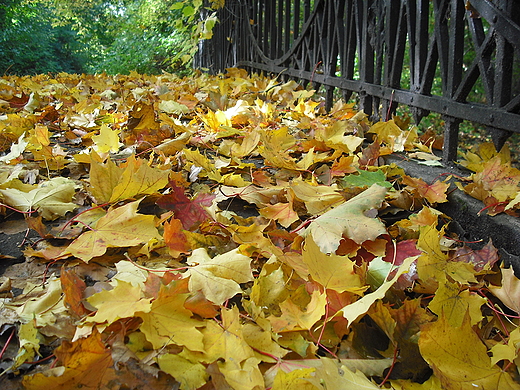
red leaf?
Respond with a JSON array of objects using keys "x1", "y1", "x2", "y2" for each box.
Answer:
[
  {"x1": 385, "y1": 239, "x2": 422, "y2": 266},
  {"x1": 384, "y1": 239, "x2": 421, "y2": 289},
  {"x1": 452, "y1": 239, "x2": 499, "y2": 272},
  {"x1": 156, "y1": 182, "x2": 215, "y2": 229}
]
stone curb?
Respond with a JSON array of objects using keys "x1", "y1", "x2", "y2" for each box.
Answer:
[{"x1": 384, "y1": 154, "x2": 520, "y2": 274}]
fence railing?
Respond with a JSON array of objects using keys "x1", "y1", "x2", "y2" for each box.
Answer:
[{"x1": 194, "y1": 0, "x2": 520, "y2": 163}]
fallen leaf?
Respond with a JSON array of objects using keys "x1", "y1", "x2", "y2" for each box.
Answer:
[
  {"x1": 22, "y1": 330, "x2": 116, "y2": 390},
  {"x1": 156, "y1": 182, "x2": 215, "y2": 229},
  {"x1": 90, "y1": 154, "x2": 169, "y2": 203},
  {"x1": 201, "y1": 306, "x2": 255, "y2": 362},
  {"x1": 61, "y1": 267, "x2": 90, "y2": 318},
  {"x1": 451, "y1": 239, "x2": 499, "y2": 272},
  {"x1": 419, "y1": 311, "x2": 519, "y2": 389},
  {"x1": 137, "y1": 282, "x2": 205, "y2": 352},
  {"x1": 156, "y1": 353, "x2": 208, "y2": 390},
  {"x1": 271, "y1": 290, "x2": 327, "y2": 332},
  {"x1": 92, "y1": 123, "x2": 122, "y2": 154},
  {"x1": 86, "y1": 280, "x2": 152, "y2": 325},
  {"x1": 290, "y1": 177, "x2": 345, "y2": 215},
  {"x1": 341, "y1": 256, "x2": 416, "y2": 327},
  {"x1": 402, "y1": 175, "x2": 449, "y2": 204},
  {"x1": 66, "y1": 200, "x2": 161, "y2": 262},
  {"x1": 428, "y1": 279, "x2": 485, "y2": 327},
  {"x1": 184, "y1": 248, "x2": 253, "y2": 305},
  {"x1": 302, "y1": 235, "x2": 365, "y2": 294},
  {"x1": 342, "y1": 168, "x2": 392, "y2": 189},
  {"x1": 489, "y1": 327, "x2": 520, "y2": 366},
  {"x1": 0, "y1": 176, "x2": 77, "y2": 220},
  {"x1": 13, "y1": 321, "x2": 40, "y2": 371},
  {"x1": 163, "y1": 218, "x2": 191, "y2": 257},
  {"x1": 305, "y1": 357, "x2": 380, "y2": 389},
  {"x1": 489, "y1": 266, "x2": 520, "y2": 314},
  {"x1": 302, "y1": 184, "x2": 388, "y2": 254}
]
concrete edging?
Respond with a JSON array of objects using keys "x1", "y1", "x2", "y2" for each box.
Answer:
[{"x1": 384, "y1": 154, "x2": 520, "y2": 273}]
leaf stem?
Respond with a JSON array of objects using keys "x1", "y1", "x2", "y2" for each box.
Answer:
[
  {"x1": 379, "y1": 344, "x2": 399, "y2": 387},
  {"x1": 0, "y1": 327, "x2": 15, "y2": 360}
]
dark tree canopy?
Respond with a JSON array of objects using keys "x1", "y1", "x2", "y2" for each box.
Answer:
[{"x1": 0, "y1": 0, "x2": 223, "y2": 75}]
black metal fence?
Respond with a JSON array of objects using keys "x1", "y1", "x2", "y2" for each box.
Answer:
[{"x1": 194, "y1": 0, "x2": 520, "y2": 163}]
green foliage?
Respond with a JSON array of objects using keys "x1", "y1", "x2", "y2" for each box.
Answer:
[
  {"x1": 83, "y1": 0, "x2": 197, "y2": 75},
  {"x1": 0, "y1": 0, "x2": 223, "y2": 76},
  {"x1": 0, "y1": 0, "x2": 85, "y2": 75}
]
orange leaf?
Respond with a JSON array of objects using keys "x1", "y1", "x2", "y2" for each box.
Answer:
[
  {"x1": 402, "y1": 175, "x2": 449, "y2": 204},
  {"x1": 61, "y1": 267, "x2": 90, "y2": 318},
  {"x1": 22, "y1": 330, "x2": 116, "y2": 390},
  {"x1": 259, "y1": 201, "x2": 299, "y2": 228},
  {"x1": 163, "y1": 218, "x2": 191, "y2": 257}
]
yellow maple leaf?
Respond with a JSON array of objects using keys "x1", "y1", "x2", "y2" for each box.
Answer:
[
  {"x1": 428, "y1": 279, "x2": 486, "y2": 327},
  {"x1": 270, "y1": 290, "x2": 327, "y2": 332},
  {"x1": 137, "y1": 283, "x2": 205, "y2": 352},
  {"x1": 92, "y1": 123, "x2": 122, "y2": 154},
  {"x1": 416, "y1": 224, "x2": 477, "y2": 287},
  {"x1": 183, "y1": 148, "x2": 222, "y2": 182},
  {"x1": 67, "y1": 200, "x2": 161, "y2": 262},
  {"x1": 22, "y1": 330, "x2": 116, "y2": 390},
  {"x1": 218, "y1": 357, "x2": 265, "y2": 390},
  {"x1": 271, "y1": 367, "x2": 316, "y2": 390},
  {"x1": 185, "y1": 248, "x2": 253, "y2": 305},
  {"x1": 302, "y1": 235, "x2": 365, "y2": 294},
  {"x1": 391, "y1": 374, "x2": 442, "y2": 389},
  {"x1": 416, "y1": 224, "x2": 449, "y2": 284},
  {"x1": 369, "y1": 120, "x2": 417, "y2": 152},
  {"x1": 89, "y1": 154, "x2": 169, "y2": 203},
  {"x1": 0, "y1": 176, "x2": 77, "y2": 220},
  {"x1": 250, "y1": 258, "x2": 290, "y2": 310},
  {"x1": 217, "y1": 184, "x2": 283, "y2": 207},
  {"x1": 341, "y1": 256, "x2": 416, "y2": 327},
  {"x1": 156, "y1": 353, "x2": 208, "y2": 390},
  {"x1": 0, "y1": 132, "x2": 28, "y2": 163},
  {"x1": 290, "y1": 177, "x2": 345, "y2": 215},
  {"x1": 200, "y1": 306, "x2": 255, "y2": 362},
  {"x1": 489, "y1": 266, "x2": 520, "y2": 314},
  {"x1": 28, "y1": 124, "x2": 50, "y2": 150},
  {"x1": 419, "y1": 311, "x2": 519, "y2": 389},
  {"x1": 259, "y1": 200, "x2": 299, "y2": 228},
  {"x1": 16, "y1": 276, "x2": 68, "y2": 327},
  {"x1": 87, "y1": 153, "x2": 121, "y2": 203},
  {"x1": 229, "y1": 129, "x2": 261, "y2": 158},
  {"x1": 86, "y1": 280, "x2": 152, "y2": 325},
  {"x1": 315, "y1": 120, "x2": 364, "y2": 153},
  {"x1": 13, "y1": 321, "x2": 41, "y2": 371},
  {"x1": 242, "y1": 317, "x2": 288, "y2": 362},
  {"x1": 302, "y1": 184, "x2": 388, "y2": 254},
  {"x1": 489, "y1": 327, "x2": 520, "y2": 366},
  {"x1": 305, "y1": 358, "x2": 381, "y2": 389}
]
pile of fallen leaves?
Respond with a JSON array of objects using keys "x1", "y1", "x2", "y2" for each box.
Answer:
[{"x1": 0, "y1": 68, "x2": 519, "y2": 389}]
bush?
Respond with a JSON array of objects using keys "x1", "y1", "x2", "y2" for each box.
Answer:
[{"x1": 0, "y1": 1, "x2": 85, "y2": 75}]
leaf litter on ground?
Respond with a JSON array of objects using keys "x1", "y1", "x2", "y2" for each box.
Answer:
[{"x1": 0, "y1": 69, "x2": 519, "y2": 389}]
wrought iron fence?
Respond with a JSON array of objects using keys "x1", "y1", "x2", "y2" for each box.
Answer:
[{"x1": 194, "y1": 0, "x2": 520, "y2": 163}]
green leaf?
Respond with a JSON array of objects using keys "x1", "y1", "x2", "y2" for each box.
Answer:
[
  {"x1": 343, "y1": 169, "x2": 392, "y2": 188},
  {"x1": 183, "y1": 5, "x2": 195, "y2": 17}
]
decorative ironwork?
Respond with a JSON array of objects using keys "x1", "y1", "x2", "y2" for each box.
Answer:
[{"x1": 195, "y1": 0, "x2": 520, "y2": 163}]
